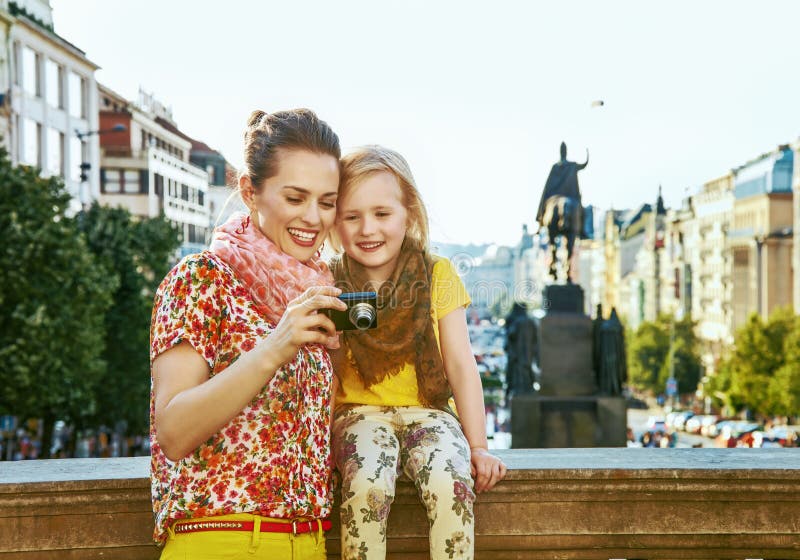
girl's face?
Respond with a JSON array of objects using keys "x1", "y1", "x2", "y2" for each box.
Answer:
[
  {"x1": 336, "y1": 171, "x2": 408, "y2": 282},
  {"x1": 241, "y1": 149, "x2": 339, "y2": 262}
]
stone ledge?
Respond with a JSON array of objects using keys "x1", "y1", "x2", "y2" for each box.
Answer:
[{"x1": 1, "y1": 449, "x2": 799, "y2": 559}]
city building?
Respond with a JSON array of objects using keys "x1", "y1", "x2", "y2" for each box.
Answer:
[
  {"x1": 97, "y1": 85, "x2": 211, "y2": 255},
  {"x1": 461, "y1": 244, "x2": 516, "y2": 319},
  {"x1": 575, "y1": 205, "x2": 605, "y2": 316},
  {"x1": 663, "y1": 202, "x2": 693, "y2": 320},
  {"x1": 613, "y1": 204, "x2": 652, "y2": 329},
  {"x1": 793, "y1": 139, "x2": 800, "y2": 313},
  {"x1": 683, "y1": 172, "x2": 735, "y2": 369},
  {"x1": 602, "y1": 209, "x2": 627, "y2": 315},
  {"x1": 728, "y1": 145, "x2": 794, "y2": 327},
  {"x1": 150, "y1": 110, "x2": 241, "y2": 229},
  {"x1": 2, "y1": 0, "x2": 100, "y2": 213}
]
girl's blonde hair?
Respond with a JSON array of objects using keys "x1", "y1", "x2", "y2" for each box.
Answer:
[{"x1": 336, "y1": 145, "x2": 430, "y2": 251}]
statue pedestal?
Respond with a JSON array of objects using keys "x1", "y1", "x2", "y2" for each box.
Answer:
[
  {"x1": 510, "y1": 395, "x2": 627, "y2": 448},
  {"x1": 535, "y1": 311, "x2": 596, "y2": 396},
  {"x1": 510, "y1": 283, "x2": 626, "y2": 448}
]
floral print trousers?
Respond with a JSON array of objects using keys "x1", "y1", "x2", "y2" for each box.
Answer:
[{"x1": 332, "y1": 405, "x2": 476, "y2": 560}]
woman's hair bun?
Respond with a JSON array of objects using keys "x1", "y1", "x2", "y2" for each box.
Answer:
[{"x1": 247, "y1": 110, "x2": 267, "y2": 128}]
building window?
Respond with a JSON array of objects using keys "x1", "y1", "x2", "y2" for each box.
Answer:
[
  {"x1": 123, "y1": 170, "x2": 140, "y2": 193},
  {"x1": 13, "y1": 42, "x2": 20, "y2": 85},
  {"x1": 104, "y1": 169, "x2": 122, "y2": 193},
  {"x1": 45, "y1": 59, "x2": 62, "y2": 108},
  {"x1": 22, "y1": 118, "x2": 40, "y2": 166},
  {"x1": 68, "y1": 72, "x2": 84, "y2": 118},
  {"x1": 46, "y1": 128, "x2": 63, "y2": 176},
  {"x1": 22, "y1": 46, "x2": 39, "y2": 96}
]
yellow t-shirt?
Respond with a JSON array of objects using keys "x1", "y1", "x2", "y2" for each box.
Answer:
[{"x1": 335, "y1": 256, "x2": 471, "y2": 407}]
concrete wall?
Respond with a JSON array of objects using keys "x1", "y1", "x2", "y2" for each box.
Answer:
[{"x1": 2, "y1": 451, "x2": 800, "y2": 559}]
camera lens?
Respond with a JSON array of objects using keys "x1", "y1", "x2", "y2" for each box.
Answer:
[{"x1": 349, "y1": 302, "x2": 376, "y2": 330}]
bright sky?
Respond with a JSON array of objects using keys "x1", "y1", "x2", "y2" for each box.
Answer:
[{"x1": 50, "y1": 0, "x2": 800, "y2": 246}]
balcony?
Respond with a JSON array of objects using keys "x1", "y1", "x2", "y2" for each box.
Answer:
[{"x1": 1, "y1": 449, "x2": 799, "y2": 559}]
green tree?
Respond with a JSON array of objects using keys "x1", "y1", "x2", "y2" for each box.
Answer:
[
  {"x1": 770, "y1": 320, "x2": 800, "y2": 418},
  {"x1": 713, "y1": 308, "x2": 798, "y2": 419},
  {"x1": 626, "y1": 313, "x2": 702, "y2": 396},
  {"x1": 0, "y1": 148, "x2": 115, "y2": 456},
  {"x1": 77, "y1": 203, "x2": 180, "y2": 437},
  {"x1": 660, "y1": 315, "x2": 702, "y2": 397},
  {"x1": 627, "y1": 318, "x2": 669, "y2": 393}
]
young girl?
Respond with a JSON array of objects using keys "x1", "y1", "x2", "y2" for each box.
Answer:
[{"x1": 329, "y1": 146, "x2": 506, "y2": 560}]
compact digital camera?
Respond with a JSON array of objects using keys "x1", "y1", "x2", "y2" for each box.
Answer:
[{"x1": 323, "y1": 291, "x2": 378, "y2": 331}]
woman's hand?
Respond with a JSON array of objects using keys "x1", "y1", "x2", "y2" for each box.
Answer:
[
  {"x1": 470, "y1": 447, "x2": 507, "y2": 493},
  {"x1": 260, "y1": 285, "x2": 347, "y2": 368}
]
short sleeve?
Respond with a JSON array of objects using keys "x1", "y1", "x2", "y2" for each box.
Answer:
[
  {"x1": 431, "y1": 256, "x2": 471, "y2": 320},
  {"x1": 150, "y1": 253, "x2": 226, "y2": 369}
]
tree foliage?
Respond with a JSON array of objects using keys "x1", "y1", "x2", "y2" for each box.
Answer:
[
  {"x1": 76, "y1": 203, "x2": 179, "y2": 435},
  {"x1": 710, "y1": 308, "x2": 799, "y2": 419},
  {"x1": 626, "y1": 313, "x2": 701, "y2": 395},
  {"x1": 0, "y1": 148, "x2": 115, "y2": 445},
  {"x1": 0, "y1": 146, "x2": 180, "y2": 455}
]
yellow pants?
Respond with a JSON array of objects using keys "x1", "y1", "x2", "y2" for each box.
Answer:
[{"x1": 160, "y1": 513, "x2": 327, "y2": 560}]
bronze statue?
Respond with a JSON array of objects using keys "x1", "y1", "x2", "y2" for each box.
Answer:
[
  {"x1": 536, "y1": 142, "x2": 588, "y2": 281},
  {"x1": 504, "y1": 302, "x2": 538, "y2": 400},
  {"x1": 594, "y1": 307, "x2": 627, "y2": 396}
]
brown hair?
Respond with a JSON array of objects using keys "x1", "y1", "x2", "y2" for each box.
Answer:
[
  {"x1": 337, "y1": 145, "x2": 430, "y2": 251},
  {"x1": 242, "y1": 108, "x2": 341, "y2": 191}
]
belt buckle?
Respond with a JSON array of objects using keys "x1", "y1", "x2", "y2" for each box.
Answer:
[{"x1": 292, "y1": 521, "x2": 298, "y2": 535}]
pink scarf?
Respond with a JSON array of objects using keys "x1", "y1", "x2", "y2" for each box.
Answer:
[{"x1": 209, "y1": 212, "x2": 338, "y2": 347}]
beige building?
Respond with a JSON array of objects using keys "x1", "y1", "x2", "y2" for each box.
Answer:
[
  {"x1": 728, "y1": 146, "x2": 794, "y2": 330},
  {"x1": 602, "y1": 209, "x2": 626, "y2": 316},
  {"x1": 794, "y1": 139, "x2": 800, "y2": 313},
  {"x1": 684, "y1": 173, "x2": 735, "y2": 365}
]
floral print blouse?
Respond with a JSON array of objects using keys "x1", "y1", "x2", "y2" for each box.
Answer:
[{"x1": 149, "y1": 251, "x2": 333, "y2": 543}]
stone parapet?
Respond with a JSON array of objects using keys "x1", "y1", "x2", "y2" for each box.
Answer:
[{"x1": 1, "y1": 449, "x2": 799, "y2": 559}]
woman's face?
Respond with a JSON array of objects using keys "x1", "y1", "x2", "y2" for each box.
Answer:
[
  {"x1": 242, "y1": 149, "x2": 339, "y2": 262},
  {"x1": 336, "y1": 171, "x2": 408, "y2": 281}
]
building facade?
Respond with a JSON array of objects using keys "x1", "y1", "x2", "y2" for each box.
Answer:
[
  {"x1": 685, "y1": 172, "x2": 735, "y2": 364},
  {"x1": 97, "y1": 85, "x2": 210, "y2": 255},
  {"x1": 793, "y1": 139, "x2": 800, "y2": 313},
  {"x1": 728, "y1": 146, "x2": 794, "y2": 328},
  {"x1": 2, "y1": 0, "x2": 100, "y2": 213}
]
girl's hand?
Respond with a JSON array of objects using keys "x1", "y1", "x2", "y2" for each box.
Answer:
[
  {"x1": 260, "y1": 286, "x2": 347, "y2": 369},
  {"x1": 470, "y1": 447, "x2": 507, "y2": 493}
]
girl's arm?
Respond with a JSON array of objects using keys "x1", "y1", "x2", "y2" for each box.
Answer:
[
  {"x1": 439, "y1": 307, "x2": 507, "y2": 492},
  {"x1": 153, "y1": 286, "x2": 346, "y2": 461}
]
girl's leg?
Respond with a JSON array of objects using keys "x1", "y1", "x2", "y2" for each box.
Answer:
[
  {"x1": 399, "y1": 408, "x2": 475, "y2": 560},
  {"x1": 333, "y1": 406, "x2": 401, "y2": 560}
]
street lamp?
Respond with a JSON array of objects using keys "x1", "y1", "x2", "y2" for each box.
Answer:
[{"x1": 74, "y1": 123, "x2": 126, "y2": 208}]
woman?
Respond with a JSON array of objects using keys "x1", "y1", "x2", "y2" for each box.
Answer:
[{"x1": 150, "y1": 108, "x2": 347, "y2": 559}]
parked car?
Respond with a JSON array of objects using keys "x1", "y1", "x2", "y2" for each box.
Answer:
[
  {"x1": 715, "y1": 421, "x2": 762, "y2": 448},
  {"x1": 672, "y1": 411, "x2": 695, "y2": 431},
  {"x1": 705, "y1": 418, "x2": 733, "y2": 439},
  {"x1": 699, "y1": 415, "x2": 721, "y2": 437},
  {"x1": 685, "y1": 414, "x2": 719, "y2": 435},
  {"x1": 753, "y1": 425, "x2": 800, "y2": 448}
]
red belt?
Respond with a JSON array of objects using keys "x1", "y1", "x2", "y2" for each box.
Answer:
[{"x1": 174, "y1": 519, "x2": 332, "y2": 535}]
